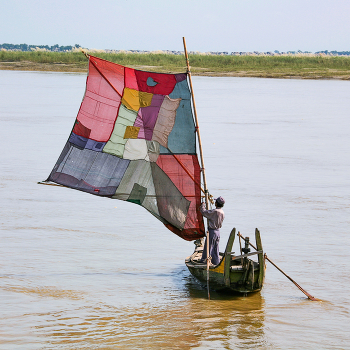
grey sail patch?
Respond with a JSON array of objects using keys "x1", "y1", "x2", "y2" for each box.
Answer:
[
  {"x1": 113, "y1": 160, "x2": 160, "y2": 217},
  {"x1": 150, "y1": 162, "x2": 190, "y2": 230}
]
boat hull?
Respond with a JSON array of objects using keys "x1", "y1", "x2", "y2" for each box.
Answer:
[{"x1": 185, "y1": 228, "x2": 265, "y2": 294}]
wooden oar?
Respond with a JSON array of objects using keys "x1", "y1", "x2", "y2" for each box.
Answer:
[
  {"x1": 264, "y1": 254, "x2": 320, "y2": 301},
  {"x1": 237, "y1": 232, "x2": 319, "y2": 301}
]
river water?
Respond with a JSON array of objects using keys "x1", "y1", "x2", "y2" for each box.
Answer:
[{"x1": 0, "y1": 70, "x2": 349, "y2": 349}]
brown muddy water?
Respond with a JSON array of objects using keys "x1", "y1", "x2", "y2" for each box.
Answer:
[{"x1": 0, "y1": 70, "x2": 349, "y2": 349}]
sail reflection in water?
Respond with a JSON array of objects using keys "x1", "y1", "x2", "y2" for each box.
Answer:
[{"x1": 33, "y1": 274, "x2": 266, "y2": 349}]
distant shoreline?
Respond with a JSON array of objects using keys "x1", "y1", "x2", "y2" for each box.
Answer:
[{"x1": 1, "y1": 51, "x2": 350, "y2": 80}]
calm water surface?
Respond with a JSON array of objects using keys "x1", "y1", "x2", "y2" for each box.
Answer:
[{"x1": 0, "y1": 70, "x2": 349, "y2": 349}]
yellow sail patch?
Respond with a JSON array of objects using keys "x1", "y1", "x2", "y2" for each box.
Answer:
[
  {"x1": 124, "y1": 126, "x2": 140, "y2": 139},
  {"x1": 122, "y1": 88, "x2": 153, "y2": 111}
]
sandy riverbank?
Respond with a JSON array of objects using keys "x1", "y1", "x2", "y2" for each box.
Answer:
[{"x1": 1, "y1": 60, "x2": 349, "y2": 80}]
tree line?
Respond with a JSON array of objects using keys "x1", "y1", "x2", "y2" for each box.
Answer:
[{"x1": 0, "y1": 43, "x2": 81, "y2": 52}]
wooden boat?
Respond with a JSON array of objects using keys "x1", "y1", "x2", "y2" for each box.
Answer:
[{"x1": 185, "y1": 228, "x2": 265, "y2": 294}]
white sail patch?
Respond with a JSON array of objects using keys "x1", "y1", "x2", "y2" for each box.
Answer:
[{"x1": 123, "y1": 139, "x2": 150, "y2": 161}]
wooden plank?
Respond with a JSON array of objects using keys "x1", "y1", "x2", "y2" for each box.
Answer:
[
  {"x1": 255, "y1": 228, "x2": 265, "y2": 289},
  {"x1": 227, "y1": 250, "x2": 263, "y2": 259},
  {"x1": 224, "y1": 228, "x2": 236, "y2": 287}
]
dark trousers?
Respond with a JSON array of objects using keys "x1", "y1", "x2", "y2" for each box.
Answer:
[{"x1": 200, "y1": 228, "x2": 220, "y2": 265}]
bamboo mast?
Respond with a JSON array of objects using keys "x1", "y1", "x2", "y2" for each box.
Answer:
[{"x1": 182, "y1": 37, "x2": 211, "y2": 299}]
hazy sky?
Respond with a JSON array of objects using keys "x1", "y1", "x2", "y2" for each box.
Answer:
[{"x1": 1, "y1": 0, "x2": 349, "y2": 52}]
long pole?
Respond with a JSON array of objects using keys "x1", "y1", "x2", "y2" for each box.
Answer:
[
  {"x1": 183, "y1": 37, "x2": 210, "y2": 299},
  {"x1": 238, "y1": 232, "x2": 244, "y2": 266}
]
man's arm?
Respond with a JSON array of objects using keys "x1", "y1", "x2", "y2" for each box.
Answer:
[{"x1": 200, "y1": 202, "x2": 216, "y2": 219}]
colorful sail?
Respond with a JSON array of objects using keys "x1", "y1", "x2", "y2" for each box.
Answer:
[{"x1": 47, "y1": 55, "x2": 205, "y2": 241}]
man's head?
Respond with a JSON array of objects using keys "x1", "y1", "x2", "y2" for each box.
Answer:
[{"x1": 215, "y1": 196, "x2": 225, "y2": 208}]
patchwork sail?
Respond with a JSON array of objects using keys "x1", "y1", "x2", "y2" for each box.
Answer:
[{"x1": 47, "y1": 55, "x2": 205, "y2": 241}]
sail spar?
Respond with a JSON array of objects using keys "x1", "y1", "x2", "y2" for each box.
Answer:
[{"x1": 46, "y1": 55, "x2": 205, "y2": 241}]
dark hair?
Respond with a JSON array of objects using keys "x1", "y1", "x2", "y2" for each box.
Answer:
[{"x1": 215, "y1": 200, "x2": 224, "y2": 208}]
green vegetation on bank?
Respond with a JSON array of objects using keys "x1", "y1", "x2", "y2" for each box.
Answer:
[{"x1": 1, "y1": 50, "x2": 350, "y2": 79}]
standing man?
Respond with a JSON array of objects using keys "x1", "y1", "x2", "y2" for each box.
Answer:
[{"x1": 200, "y1": 196, "x2": 225, "y2": 265}]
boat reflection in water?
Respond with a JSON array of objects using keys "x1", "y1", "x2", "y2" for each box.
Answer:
[{"x1": 182, "y1": 273, "x2": 267, "y2": 349}]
